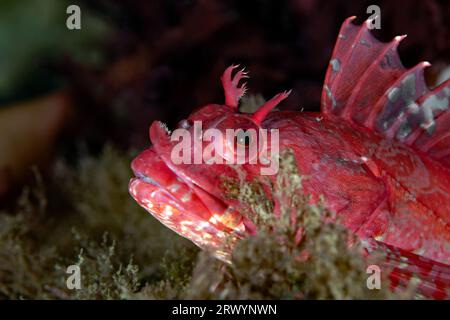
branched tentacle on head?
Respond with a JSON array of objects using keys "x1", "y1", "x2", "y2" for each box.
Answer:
[{"x1": 221, "y1": 65, "x2": 291, "y2": 124}]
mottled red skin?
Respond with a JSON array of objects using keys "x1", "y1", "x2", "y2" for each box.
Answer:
[
  {"x1": 129, "y1": 18, "x2": 450, "y2": 297},
  {"x1": 266, "y1": 111, "x2": 450, "y2": 262}
]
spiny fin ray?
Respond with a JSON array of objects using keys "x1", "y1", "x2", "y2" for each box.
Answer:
[{"x1": 321, "y1": 18, "x2": 450, "y2": 167}]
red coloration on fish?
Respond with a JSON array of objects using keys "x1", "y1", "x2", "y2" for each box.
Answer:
[{"x1": 129, "y1": 17, "x2": 450, "y2": 298}]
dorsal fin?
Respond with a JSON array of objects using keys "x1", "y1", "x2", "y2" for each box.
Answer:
[{"x1": 322, "y1": 17, "x2": 450, "y2": 165}]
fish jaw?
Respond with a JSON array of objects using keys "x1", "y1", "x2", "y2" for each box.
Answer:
[
  {"x1": 129, "y1": 123, "x2": 249, "y2": 260},
  {"x1": 129, "y1": 177, "x2": 235, "y2": 261}
]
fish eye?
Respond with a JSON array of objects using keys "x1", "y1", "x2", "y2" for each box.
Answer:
[
  {"x1": 235, "y1": 130, "x2": 252, "y2": 148},
  {"x1": 213, "y1": 114, "x2": 265, "y2": 163}
]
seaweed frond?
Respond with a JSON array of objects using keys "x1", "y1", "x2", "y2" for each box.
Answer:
[
  {"x1": 65, "y1": 231, "x2": 140, "y2": 300},
  {"x1": 0, "y1": 170, "x2": 62, "y2": 299}
]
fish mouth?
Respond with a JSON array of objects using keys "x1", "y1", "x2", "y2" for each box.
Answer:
[{"x1": 129, "y1": 121, "x2": 252, "y2": 258}]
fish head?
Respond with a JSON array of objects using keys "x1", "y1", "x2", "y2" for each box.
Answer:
[{"x1": 129, "y1": 67, "x2": 290, "y2": 259}]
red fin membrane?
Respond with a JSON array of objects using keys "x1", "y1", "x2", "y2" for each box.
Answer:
[
  {"x1": 408, "y1": 80, "x2": 450, "y2": 165},
  {"x1": 322, "y1": 19, "x2": 450, "y2": 166}
]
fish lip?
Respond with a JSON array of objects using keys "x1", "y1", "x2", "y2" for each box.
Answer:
[
  {"x1": 131, "y1": 165, "x2": 190, "y2": 206},
  {"x1": 129, "y1": 144, "x2": 215, "y2": 208},
  {"x1": 134, "y1": 171, "x2": 161, "y2": 187},
  {"x1": 132, "y1": 156, "x2": 218, "y2": 208}
]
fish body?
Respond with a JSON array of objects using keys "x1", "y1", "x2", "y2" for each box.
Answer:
[
  {"x1": 129, "y1": 17, "x2": 450, "y2": 297},
  {"x1": 263, "y1": 111, "x2": 450, "y2": 263}
]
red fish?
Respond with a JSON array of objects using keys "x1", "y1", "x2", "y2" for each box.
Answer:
[{"x1": 129, "y1": 17, "x2": 450, "y2": 298}]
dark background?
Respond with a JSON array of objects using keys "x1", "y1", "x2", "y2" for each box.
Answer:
[{"x1": 0, "y1": 0, "x2": 449, "y2": 199}]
